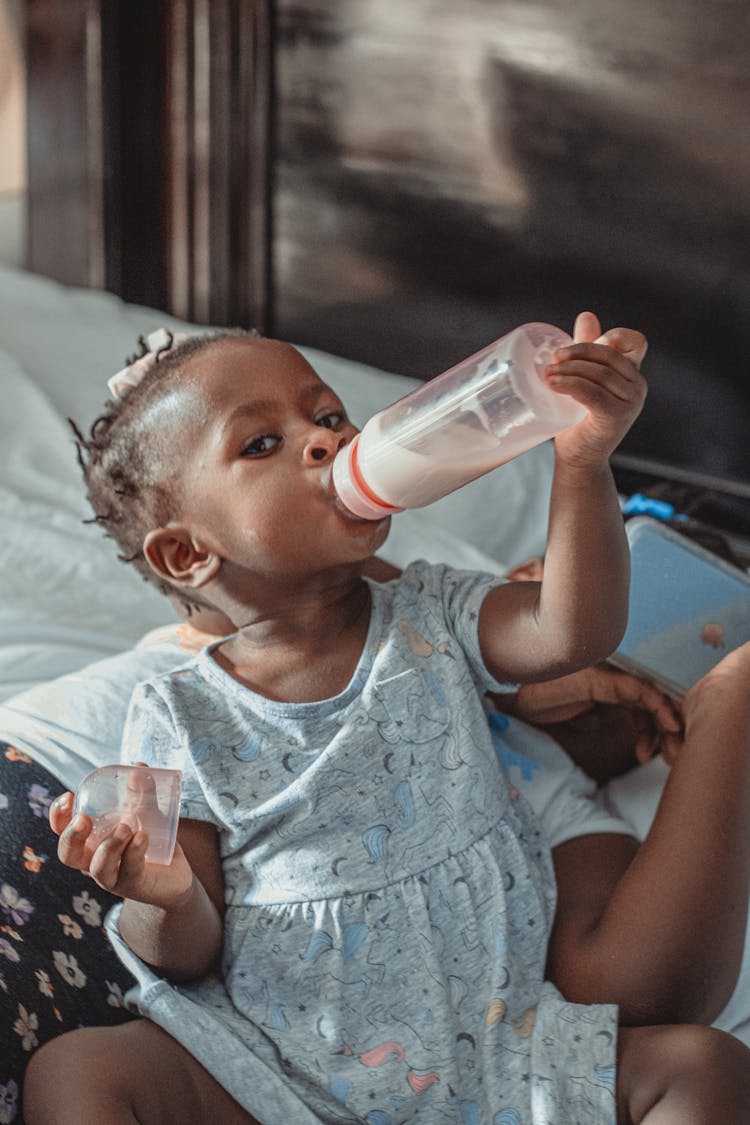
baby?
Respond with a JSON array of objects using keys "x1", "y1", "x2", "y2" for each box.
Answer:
[{"x1": 25, "y1": 318, "x2": 750, "y2": 1123}]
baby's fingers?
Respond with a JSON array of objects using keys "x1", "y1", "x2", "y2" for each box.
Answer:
[
  {"x1": 125, "y1": 763, "x2": 159, "y2": 815},
  {"x1": 547, "y1": 361, "x2": 643, "y2": 416},
  {"x1": 551, "y1": 340, "x2": 645, "y2": 388},
  {"x1": 49, "y1": 791, "x2": 75, "y2": 836},
  {"x1": 573, "y1": 311, "x2": 602, "y2": 344},
  {"x1": 57, "y1": 811, "x2": 95, "y2": 870},
  {"x1": 596, "y1": 326, "x2": 648, "y2": 369},
  {"x1": 87, "y1": 823, "x2": 148, "y2": 892}
]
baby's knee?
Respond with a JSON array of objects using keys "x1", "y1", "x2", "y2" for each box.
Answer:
[
  {"x1": 24, "y1": 1029, "x2": 92, "y2": 1119},
  {"x1": 23, "y1": 1026, "x2": 130, "y2": 1122},
  {"x1": 618, "y1": 1024, "x2": 750, "y2": 1123},
  {"x1": 646, "y1": 1023, "x2": 749, "y2": 1076}
]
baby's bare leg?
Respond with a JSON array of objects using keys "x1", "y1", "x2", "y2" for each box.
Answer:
[
  {"x1": 24, "y1": 1018, "x2": 260, "y2": 1125},
  {"x1": 617, "y1": 1024, "x2": 750, "y2": 1124}
]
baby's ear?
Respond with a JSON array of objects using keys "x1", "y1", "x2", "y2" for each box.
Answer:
[{"x1": 143, "y1": 526, "x2": 221, "y2": 589}]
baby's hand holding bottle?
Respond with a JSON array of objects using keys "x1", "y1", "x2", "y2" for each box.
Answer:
[{"x1": 547, "y1": 312, "x2": 648, "y2": 470}]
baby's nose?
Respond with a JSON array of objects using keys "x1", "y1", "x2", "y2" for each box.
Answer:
[{"x1": 303, "y1": 428, "x2": 346, "y2": 465}]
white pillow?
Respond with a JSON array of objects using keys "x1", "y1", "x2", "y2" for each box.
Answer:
[{"x1": 0, "y1": 346, "x2": 174, "y2": 699}]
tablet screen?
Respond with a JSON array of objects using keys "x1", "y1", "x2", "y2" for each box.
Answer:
[{"x1": 611, "y1": 517, "x2": 750, "y2": 698}]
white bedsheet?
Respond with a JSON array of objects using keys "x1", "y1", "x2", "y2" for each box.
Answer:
[{"x1": 0, "y1": 343, "x2": 171, "y2": 697}]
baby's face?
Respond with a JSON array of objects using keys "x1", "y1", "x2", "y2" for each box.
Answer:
[{"x1": 163, "y1": 337, "x2": 390, "y2": 584}]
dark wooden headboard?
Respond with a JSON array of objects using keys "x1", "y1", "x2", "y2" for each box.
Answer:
[{"x1": 23, "y1": 0, "x2": 750, "y2": 540}]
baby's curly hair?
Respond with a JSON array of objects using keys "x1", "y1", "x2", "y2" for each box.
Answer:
[{"x1": 71, "y1": 328, "x2": 254, "y2": 602}]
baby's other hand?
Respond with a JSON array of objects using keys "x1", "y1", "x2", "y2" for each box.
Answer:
[
  {"x1": 547, "y1": 311, "x2": 648, "y2": 470},
  {"x1": 49, "y1": 790, "x2": 193, "y2": 909}
]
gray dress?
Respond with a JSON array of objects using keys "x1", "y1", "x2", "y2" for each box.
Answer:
[{"x1": 109, "y1": 561, "x2": 617, "y2": 1124}]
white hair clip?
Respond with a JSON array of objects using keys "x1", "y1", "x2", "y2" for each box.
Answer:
[{"x1": 107, "y1": 327, "x2": 191, "y2": 401}]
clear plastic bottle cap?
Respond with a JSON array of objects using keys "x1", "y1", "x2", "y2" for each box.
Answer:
[{"x1": 73, "y1": 764, "x2": 182, "y2": 866}]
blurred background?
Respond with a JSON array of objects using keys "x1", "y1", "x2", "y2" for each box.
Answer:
[
  {"x1": 0, "y1": 0, "x2": 24, "y2": 268},
  {"x1": 2, "y1": 0, "x2": 749, "y2": 533}
]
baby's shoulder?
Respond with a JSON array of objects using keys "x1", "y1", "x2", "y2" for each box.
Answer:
[
  {"x1": 388, "y1": 559, "x2": 503, "y2": 620},
  {"x1": 131, "y1": 653, "x2": 207, "y2": 710},
  {"x1": 389, "y1": 558, "x2": 466, "y2": 603}
]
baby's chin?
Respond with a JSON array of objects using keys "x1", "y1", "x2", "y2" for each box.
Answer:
[
  {"x1": 363, "y1": 514, "x2": 392, "y2": 551},
  {"x1": 341, "y1": 513, "x2": 393, "y2": 567},
  {"x1": 335, "y1": 504, "x2": 391, "y2": 536}
]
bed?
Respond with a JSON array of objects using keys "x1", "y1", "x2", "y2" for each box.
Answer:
[{"x1": 2, "y1": 0, "x2": 749, "y2": 1117}]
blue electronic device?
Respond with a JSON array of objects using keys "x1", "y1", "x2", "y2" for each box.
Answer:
[{"x1": 611, "y1": 516, "x2": 750, "y2": 698}]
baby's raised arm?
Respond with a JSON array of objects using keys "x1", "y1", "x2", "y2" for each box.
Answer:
[{"x1": 479, "y1": 312, "x2": 647, "y2": 684}]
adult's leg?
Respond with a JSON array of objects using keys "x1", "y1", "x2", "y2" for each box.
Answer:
[
  {"x1": 617, "y1": 1024, "x2": 750, "y2": 1124},
  {"x1": 0, "y1": 744, "x2": 136, "y2": 1122},
  {"x1": 23, "y1": 1020, "x2": 260, "y2": 1125}
]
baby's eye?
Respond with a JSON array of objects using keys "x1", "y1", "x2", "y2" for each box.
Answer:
[
  {"x1": 315, "y1": 411, "x2": 345, "y2": 430},
  {"x1": 241, "y1": 434, "x2": 280, "y2": 457}
]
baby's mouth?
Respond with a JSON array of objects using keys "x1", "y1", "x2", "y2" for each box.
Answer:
[
  {"x1": 321, "y1": 460, "x2": 395, "y2": 533},
  {"x1": 321, "y1": 465, "x2": 382, "y2": 524},
  {"x1": 318, "y1": 465, "x2": 347, "y2": 513}
]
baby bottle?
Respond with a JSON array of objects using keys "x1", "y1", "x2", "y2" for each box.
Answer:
[{"x1": 332, "y1": 322, "x2": 586, "y2": 519}]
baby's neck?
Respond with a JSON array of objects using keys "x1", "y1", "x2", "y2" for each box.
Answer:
[{"x1": 214, "y1": 578, "x2": 372, "y2": 703}]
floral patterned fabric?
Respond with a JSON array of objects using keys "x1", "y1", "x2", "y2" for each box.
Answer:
[{"x1": 0, "y1": 743, "x2": 135, "y2": 1124}]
